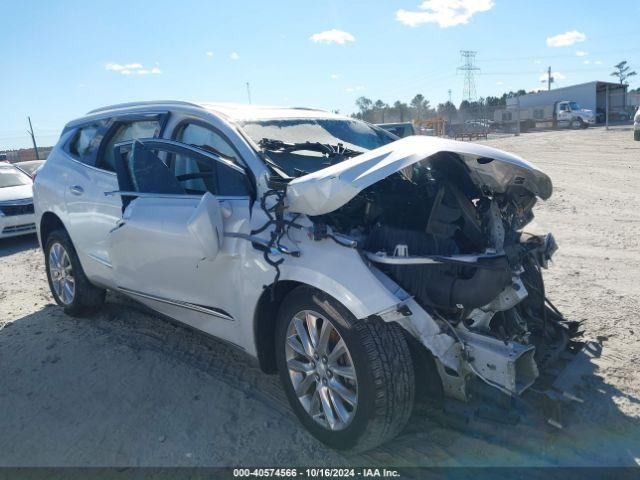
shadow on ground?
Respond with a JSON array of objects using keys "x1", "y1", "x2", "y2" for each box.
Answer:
[
  {"x1": 0, "y1": 234, "x2": 38, "y2": 258},
  {"x1": 0, "y1": 294, "x2": 638, "y2": 469}
]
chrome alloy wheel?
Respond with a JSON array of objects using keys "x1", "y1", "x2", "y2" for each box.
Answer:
[
  {"x1": 285, "y1": 310, "x2": 358, "y2": 431},
  {"x1": 48, "y1": 242, "x2": 75, "y2": 305}
]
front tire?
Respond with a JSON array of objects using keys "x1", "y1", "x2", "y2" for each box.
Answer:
[
  {"x1": 45, "y1": 229, "x2": 105, "y2": 316},
  {"x1": 275, "y1": 287, "x2": 414, "y2": 452}
]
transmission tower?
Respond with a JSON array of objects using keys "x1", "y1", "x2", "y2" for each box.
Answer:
[{"x1": 457, "y1": 50, "x2": 480, "y2": 102}]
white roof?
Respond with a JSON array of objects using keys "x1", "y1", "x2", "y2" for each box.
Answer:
[
  {"x1": 198, "y1": 103, "x2": 344, "y2": 121},
  {"x1": 85, "y1": 101, "x2": 345, "y2": 123}
]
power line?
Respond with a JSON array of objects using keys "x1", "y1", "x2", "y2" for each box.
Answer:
[{"x1": 481, "y1": 47, "x2": 639, "y2": 63}]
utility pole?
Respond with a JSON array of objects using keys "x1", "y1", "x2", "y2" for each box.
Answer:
[
  {"x1": 27, "y1": 116, "x2": 40, "y2": 160},
  {"x1": 245, "y1": 82, "x2": 252, "y2": 104},
  {"x1": 515, "y1": 94, "x2": 521, "y2": 136},
  {"x1": 545, "y1": 66, "x2": 554, "y2": 91},
  {"x1": 448, "y1": 89, "x2": 452, "y2": 104},
  {"x1": 605, "y1": 84, "x2": 609, "y2": 130}
]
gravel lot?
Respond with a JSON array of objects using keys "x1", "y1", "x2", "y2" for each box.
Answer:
[{"x1": 0, "y1": 126, "x2": 639, "y2": 468}]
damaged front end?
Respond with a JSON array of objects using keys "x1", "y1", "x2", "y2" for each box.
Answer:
[{"x1": 283, "y1": 136, "x2": 583, "y2": 412}]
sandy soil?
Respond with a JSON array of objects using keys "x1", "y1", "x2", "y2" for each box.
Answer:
[{"x1": 0, "y1": 126, "x2": 639, "y2": 468}]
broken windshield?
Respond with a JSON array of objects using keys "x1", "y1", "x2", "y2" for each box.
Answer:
[{"x1": 240, "y1": 118, "x2": 396, "y2": 177}]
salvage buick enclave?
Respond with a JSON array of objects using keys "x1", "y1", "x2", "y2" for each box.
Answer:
[{"x1": 33, "y1": 101, "x2": 581, "y2": 451}]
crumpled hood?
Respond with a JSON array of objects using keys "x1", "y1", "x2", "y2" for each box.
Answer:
[
  {"x1": 0, "y1": 184, "x2": 33, "y2": 203},
  {"x1": 286, "y1": 136, "x2": 552, "y2": 216}
]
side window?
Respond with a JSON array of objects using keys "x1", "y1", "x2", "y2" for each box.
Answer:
[
  {"x1": 118, "y1": 141, "x2": 249, "y2": 199},
  {"x1": 68, "y1": 124, "x2": 102, "y2": 163},
  {"x1": 98, "y1": 120, "x2": 161, "y2": 172},
  {"x1": 176, "y1": 123, "x2": 238, "y2": 162},
  {"x1": 173, "y1": 123, "x2": 248, "y2": 196}
]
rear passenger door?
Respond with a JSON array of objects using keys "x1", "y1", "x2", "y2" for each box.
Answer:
[{"x1": 63, "y1": 114, "x2": 165, "y2": 286}]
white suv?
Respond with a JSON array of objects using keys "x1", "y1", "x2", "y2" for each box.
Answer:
[
  {"x1": 34, "y1": 101, "x2": 576, "y2": 451},
  {"x1": 634, "y1": 106, "x2": 640, "y2": 141}
]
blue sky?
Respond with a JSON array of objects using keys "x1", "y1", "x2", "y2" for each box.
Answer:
[{"x1": 1, "y1": 0, "x2": 639, "y2": 149}]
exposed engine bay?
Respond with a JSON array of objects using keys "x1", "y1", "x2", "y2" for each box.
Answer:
[
  {"x1": 254, "y1": 134, "x2": 583, "y2": 407},
  {"x1": 297, "y1": 151, "x2": 580, "y2": 396}
]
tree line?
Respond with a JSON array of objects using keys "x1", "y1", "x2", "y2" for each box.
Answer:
[
  {"x1": 355, "y1": 60, "x2": 638, "y2": 123},
  {"x1": 353, "y1": 91, "x2": 529, "y2": 123}
]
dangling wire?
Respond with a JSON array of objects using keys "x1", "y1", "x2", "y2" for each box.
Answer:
[{"x1": 253, "y1": 189, "x2": 303, "y2": 301}]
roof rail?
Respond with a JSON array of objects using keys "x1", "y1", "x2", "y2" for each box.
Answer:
[
  {"x1": 86, "y1": 100, "x2": 203, "y2": 115},
  {"x1": 291, "y1": 106, "x2": 327, "y2": 112}
]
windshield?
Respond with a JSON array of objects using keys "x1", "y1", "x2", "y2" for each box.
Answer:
[
  {"x1": 569, "y1": 102, "x2": 581, "y2": 111},
  {"x1": 0, "y1": 167, "x2": 31, "y2": 188},
  {"x1": 240, "y1": 118, "x2": 396, "y2": 176}
]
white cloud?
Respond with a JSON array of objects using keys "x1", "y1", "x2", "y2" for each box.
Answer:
[
  {"x1": 546, "y1": 30, "x2": 586, "y2": 47},
  {"x1": 105, "y1": 62, "x2": 161, "y2": 75},
  {"x1": 229, "y1": 52, "x2": 240, "y2": 60},
  {"x1": 205, "y1": 51, "x2": 213, "y2": 57},
  {"x1": 310, "y1": 29, "x2": 355, "y2": 44},
  {"x1": 496, "y1": 80, "x2": 504, "y2": 85},
  {"x1": 345, "y1": 85, "x2": 365, "y2": 93},
  {"x1": 395, "y1": 0, "x2": 494, "y2": 28},
  {"x1": 594, "y1": 60, "x2": 602, "y2": 65},
  {"x1": 534, "y1": 59, "x2": 542, "y2": 64},
  {"x1": 540, "y1": 71, "x2": 566, "y2": 82},
  {"x1": 105, "y1": 62, "x2": 143, "y2": 72},
  {"x1": 330, "y1": 73, "x2": 340, "y2": 80},
  {"x1": 576, "y1": 50, "x2": 588, "y2": 57},
  {"x1": 583, "y1": 60, "x2": 591, "y2": 64}
]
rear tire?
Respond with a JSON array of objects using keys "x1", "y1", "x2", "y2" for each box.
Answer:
[
  {"x1": 634, "y1": 130, "x2": 640, "y2": 141},
  {"x1": 45, "y1": 229, "x2": 105, "y2": 316},
  {"x1": 275, "y1": 286, "x2": 414, "y2": 452}
]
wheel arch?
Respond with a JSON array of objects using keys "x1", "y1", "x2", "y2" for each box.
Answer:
[
  {"x1": 253, "y1": 280, "x2": 308, "y2": 374},
  {"x1": 39, "y1": 211, "x2": 67, "y2": 246}
]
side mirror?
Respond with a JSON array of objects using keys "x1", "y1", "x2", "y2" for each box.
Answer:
[{"x1": 186, "y1": 192, "x2": 224, "y2": 261}]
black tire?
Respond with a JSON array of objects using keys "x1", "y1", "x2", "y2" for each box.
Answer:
[
  {"x1": 634, "y1": 130, "x2": 640, "y2": 141},
  {"x1": 571, "y1": 118, "x2": 583, "y2": 129},
  {"x1": 275, "y1": 286, "x2": 414, "y2": 452},
  {"x1": 44, "y1": 229, "x2": 105, "y2": 316}
]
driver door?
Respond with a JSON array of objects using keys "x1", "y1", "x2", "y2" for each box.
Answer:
[
  {"x1": 107, "y1": 138, "x2": 253, "y2": 344},
  {"x1": 556, "y1": 103, "x2": 571, "y2": 127}
]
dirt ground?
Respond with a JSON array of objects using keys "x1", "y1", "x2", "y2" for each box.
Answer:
[{"x1": 1, "y1": 126, "x2": 639, "y2": 468}]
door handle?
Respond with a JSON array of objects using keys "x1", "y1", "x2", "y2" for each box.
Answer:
[{"x1": 69, "y1": 185, "x2": 84, "y2": 196}]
